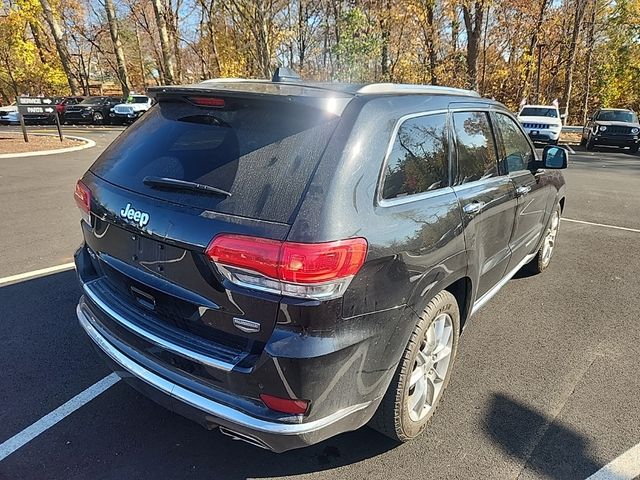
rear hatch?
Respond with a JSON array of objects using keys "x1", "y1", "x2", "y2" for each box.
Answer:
[{"x1": 80, "y1": 86, "x2": 350, "y2": 368}]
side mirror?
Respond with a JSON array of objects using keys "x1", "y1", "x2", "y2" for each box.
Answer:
[{"x1": 542, "y1": 145, "x2": 568, "y2": 169}]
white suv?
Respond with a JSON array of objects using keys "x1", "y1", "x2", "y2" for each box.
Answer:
[
  {"x1": 517, "y1": 105, "x2": 563, "y2": 145},
  {"x1": 110, "y1": 95, "x2": 152, "y2": 124}
]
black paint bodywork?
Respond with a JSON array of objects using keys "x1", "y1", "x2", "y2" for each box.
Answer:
[
  {"x1": 74, "y1": 81, "x2": 566, "y2": 451},
  {"x1": 64, "y1": 97, "x2": 124, "y2": 125}
]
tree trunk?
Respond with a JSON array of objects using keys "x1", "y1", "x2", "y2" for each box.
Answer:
[
  {"x1": 39, "y1": 0, "x2": 79, "y2": 94},
  {"x1": 379, "y1": 0, "x2": 391, "y2": 78},
  {"x1": 462, "y1": 1, "x2": 485, "y2": 90},
  {"x1": 104, "y1": 0, "x2": 131, "y2": 95},
  {"x1": 426, "y1": 3, "x2": 438, "y2": 85},
  {"x1": 29, "y1": 22, "x2": 50, "y2": 65},
  {"x1": 520, "y1": 0, "x2": 550, "y2": 100},
  {"x1": 151, "y1": 0, "x2": 176, "y2": 83},
  {"x1": 561, "y1": 0, "x2": 587, "y2": 123},
  {"x1": 134, "y1": 25, "x2": 147, "y2": 89},
  {"x1": 581, "y1": 0, "x2": 597, "y2": 124}
]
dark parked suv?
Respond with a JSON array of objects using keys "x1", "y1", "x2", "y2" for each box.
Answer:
[
  {"x1": 581, "y1": 108, "x2": 640, "y2": 152},
  {"x1": 74, "y1": 79, "x2": 567, "y2": 452},
  {"x1": 64, "y1": 96, "x2": 124, "y2": 124}
]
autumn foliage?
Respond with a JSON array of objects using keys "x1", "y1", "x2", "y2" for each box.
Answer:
[{"x1": 1, "y1": 0, "x2": 639, "y2": 123}]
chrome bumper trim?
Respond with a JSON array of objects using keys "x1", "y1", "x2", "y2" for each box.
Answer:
[
  {"x1": 82, "y1": 281, "x2": 236, "y2": 372},
  {"x1": 77, "y1": 302, "x2": 371, "y2": 436}
]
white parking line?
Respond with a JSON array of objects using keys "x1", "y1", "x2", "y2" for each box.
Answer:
[
  {"x1": 0, "y1": 263, "x2": 75, "y2": 287},
  {"x1": 585, "y1": 442, "x2": 640, "y2": 480},
  {"x1": 0, "y1": 373, "x2": 120, "y2": 462},
  {"x1": 562, "y1": 218, "x2": 640, "y2": 234}
]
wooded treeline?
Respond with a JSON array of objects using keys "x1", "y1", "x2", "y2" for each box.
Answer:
[{"x1": 1, "y1": 0, "x2": 639, "y2": 123}]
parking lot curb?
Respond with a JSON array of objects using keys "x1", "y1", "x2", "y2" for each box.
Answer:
[{"x1": 0, "y1": 134, "x2": 96, "y2": 159}]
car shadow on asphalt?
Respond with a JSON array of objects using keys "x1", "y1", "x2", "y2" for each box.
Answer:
[{"x1": 484, "y1": 393, "x2": 602, "y2": 479}]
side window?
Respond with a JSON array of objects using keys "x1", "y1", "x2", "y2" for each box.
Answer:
[
  {"x1": 381, "y1": 113, "x2": 449, "y2": 200},
  {"x1": 495, "y1": 113, "x2": 535, "y2": 173},
  {"x1": 452, "y1": 111, "x2": 498, "y2": 184}
]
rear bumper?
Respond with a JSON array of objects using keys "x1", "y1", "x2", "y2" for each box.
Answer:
[{"x1": 77, "y1": 298, "x2": 377, "y2": 452}]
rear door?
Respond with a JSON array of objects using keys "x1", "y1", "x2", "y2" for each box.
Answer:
[
  {"x1": 450, "y1": 109, "x2": 518, "y2": 299},
  {"x1": 492, "y1": 112, "x2": 549, "y2": 271}
]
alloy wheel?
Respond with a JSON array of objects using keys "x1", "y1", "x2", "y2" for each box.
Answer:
[
  {"x1": 541, "y1": 210, "x2": 560, "y2": 266},
  {"x1": 407, "y1": 313, "x2": 454, "y2": 422}
]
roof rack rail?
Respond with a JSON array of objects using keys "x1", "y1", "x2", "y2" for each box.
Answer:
[{"x1": 357, "y1": 83, "x2": 480, "y2": 97}]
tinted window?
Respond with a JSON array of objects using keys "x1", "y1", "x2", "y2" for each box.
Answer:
[
  {"x1": 453, "y1": 112, "x2": 498, "y2": 184},
  {"x1": 495, "y1": 113, "x2": 534, "y2": 172},
  {"x1": 382, "y1": 114, "x2": 449, "y2": 200},
  {"x1": 91, "y1": 99, "x2": 339, "y2": 223},
  {"x1": 520, "y1": 107, "x2": 558, "y2": 118},
  {"x1": 130, "y1": 96, "x2": 149, "y2": 104},
  {"x1": 595, "y1": 110, "x2": 637, "y2": 123}
]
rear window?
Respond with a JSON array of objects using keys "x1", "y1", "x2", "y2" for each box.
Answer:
[{"x1": 91, "y1": 97, "x2": 340, "y2": 223}]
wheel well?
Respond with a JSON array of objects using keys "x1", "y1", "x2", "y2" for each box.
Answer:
[
  {"x1": 559, "y1": 197, "x2": 565, "y2": 212},
  {"x1": 444, "y1": 277, "x2": 472, "y2": 331}
]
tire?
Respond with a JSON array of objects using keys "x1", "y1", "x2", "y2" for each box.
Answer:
[
  {"x1": 370, "y1": 290, "x2": 460, "y2": 442},
  {"x1": 579, "y1": 136, "x2": 586, "y2": 147},
  {"x1": 92, "y1": 112, "x2": 104, "y2": 124},
  {"x1": 526, "y1": 204, "x2": 561, "y2": 275}
]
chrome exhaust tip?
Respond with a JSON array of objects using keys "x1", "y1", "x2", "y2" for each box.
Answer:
[{"x1": 218, "y1": 426, "x2": 271, "y2": 450}]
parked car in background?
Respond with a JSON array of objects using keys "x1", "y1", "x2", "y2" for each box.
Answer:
[
  {"x1": 56, "y1": 96, "x2": 85, "y2": 121},
  {"x1": 74, "y1": 77, "x2": 567, "y2": 452},
  {"x1": 581, "y1": 108, "x2": 640, "y2": 152},
  {"x1": 110, "y1": 95, "x2": 152, "y2": 124},
  {"x1": 64, "y1": 96, "x2": 124, "y2": 125},
  {"x1": 0, "y1": 103, "x2": 19, "y2": 125},
  {"x1": 517, "y1": 104, "x2": 563, "y2": 145}
]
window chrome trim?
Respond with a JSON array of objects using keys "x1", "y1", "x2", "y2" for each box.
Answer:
[
  {"x1": 376, "y1": 109, "x2": 450, "y2": 207},
  {"x1": 378, "y1": 186, "x2": 455, "y2": 207},
  {"x1": 450, "y1": 175, "x2": 510, "y2": 193}
]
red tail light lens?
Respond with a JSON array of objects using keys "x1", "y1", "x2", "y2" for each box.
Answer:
[
  {"x1": 260, "y1": 393, "x2": 309, "y2": 415},
  {"x1": 74, "y1": 180, "x2": 91, "y2": 225},
  {"x1": 188, "y1": 96, "x2": 225, "y2": 107},
  {"x1": 205, "y1": 235, "x2": 368, "y2": 299},
  {"x1": 280, "y1": 240, "x2": 368, "y2": 283},
  {"x1": 207, "y1": 235, "x2": 280, "y2": 279}
]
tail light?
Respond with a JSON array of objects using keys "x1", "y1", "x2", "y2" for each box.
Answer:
[
  {"x1": 206, "y1": 234, "x2": 367, "y2": 300},
  {"x1": 74, "y1": 180, "x2": 92, "y2": 225},
  {"x1": 260, "y1": 393, "x2": 309, "y2": 415}
]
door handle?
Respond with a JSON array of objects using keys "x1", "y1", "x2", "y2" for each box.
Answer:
[
  {"x1": 516, "y1": 185, "x2": 532, "y2": 196},
  {"x1": 463, "y1": 201, "x2": 484, "y2": 215}
]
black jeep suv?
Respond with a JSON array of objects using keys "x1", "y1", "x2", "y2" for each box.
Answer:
[
  {"x1": 74, "y1": 80, "x2": 567, "y2": 452},
  {"x1": 64, "y1": 96, "x2": 124, "y2": 125},
  {"x1": 582, "y1": 108, "x2": 640, "y2": 152}
]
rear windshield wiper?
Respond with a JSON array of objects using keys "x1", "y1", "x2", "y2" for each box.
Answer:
[{"x1": 143, "y1": 176, "x2": 231, "y2": 197}]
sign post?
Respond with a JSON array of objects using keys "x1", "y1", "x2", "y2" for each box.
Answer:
[
  {"x1": 15, "y1": 97, "x2": 29, "y2": 143},
  {"x1": 16, "y1": 96, "x2": 63, "y2": 142}
]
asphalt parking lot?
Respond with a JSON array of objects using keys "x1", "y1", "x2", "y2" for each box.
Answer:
[{"x1": 1, "y1": 127, "x2": 639, "y2": 479}]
